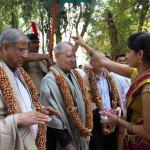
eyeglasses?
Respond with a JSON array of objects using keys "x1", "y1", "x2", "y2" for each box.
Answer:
[{"x1": 15, "y1": 47, "x2": 29, "y2": 55}]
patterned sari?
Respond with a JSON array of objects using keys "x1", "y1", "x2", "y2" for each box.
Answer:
[{"x1": 123, "y1": 68, "x2": 150, "y2": 150}]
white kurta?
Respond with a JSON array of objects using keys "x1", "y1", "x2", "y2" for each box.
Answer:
[
  {"x1": 0, "y1": 59, "x2": 38, "y2": 150},
  {"x1": 14, "y1": 73, "x2": 38, "y2": 138}
]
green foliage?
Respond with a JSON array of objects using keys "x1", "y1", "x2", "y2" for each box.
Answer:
[
  {"x1": 86, "y1": 0, "x2": 150, "y2": 58},
  {"x1": 0, "y1": 0, "x2": 149, "y2": 57}
]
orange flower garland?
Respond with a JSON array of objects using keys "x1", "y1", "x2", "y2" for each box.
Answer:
[
  {"x1": 0, "y1": 68, "x2": 19, "y2": 114},
  {"x1": 0, "y1": 66, "x2": 46, "y2": 150},
  {"x1": 87, "y1": 68, "x2": 121, "y2": 135},
  {"x1": 50, "y1": 66, "x2": 93, "y2": 136},
  {"x1": 19, "y1": 67, "x2": 46, "y2": 150}
]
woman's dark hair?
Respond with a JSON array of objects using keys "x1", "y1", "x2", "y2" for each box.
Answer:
[{"x1": 127, "y1": 32, "x2": 150, "y2": 61}]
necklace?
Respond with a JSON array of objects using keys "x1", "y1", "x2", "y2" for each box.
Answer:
[
  {"x1": 133, "y1": 68, "x2": 150, "y2": 82},
  {"x1": 87, "y1": 68, "x2": 121, "y2": 135},
  {"x1": 0, "y1": 67, "x2": 46, "y2": 150},
  {"x1": 50, "y1": 66, "x2": 93, "y2": 136}
]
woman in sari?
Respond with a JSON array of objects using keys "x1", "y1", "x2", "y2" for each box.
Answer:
[{"x1": 72, "y1": 32, "x2": 150, "y2": 150}]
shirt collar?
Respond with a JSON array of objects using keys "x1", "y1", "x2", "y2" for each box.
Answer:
[
  {"x1": 14, "y1": 68, "x2": 21, "y2": 78},
  {"x1": 95, "y1": 71, "x2": 107, "y2": 80}
]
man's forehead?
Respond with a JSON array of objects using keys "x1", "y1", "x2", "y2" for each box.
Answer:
[
  {"x1": 66, "y1": 43, "x2": 76, "y2": 52},
  {"x1": 65, "y1": 49, "x2": 76, "y2": 55},
  {"x1": 15, "y1": 41, "x2": 28, "y2": 45},
  {"x1": 65, "y1": 45, "x2": 76, "y2": 53},
  {"x1": 118, "y1": 57, "x2": 125, "y2": 60}
]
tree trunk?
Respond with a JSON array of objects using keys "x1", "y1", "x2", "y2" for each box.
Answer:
[
  {"x1": 106, "y1": 10, "x2": 119, "y2": 59},
  {"x1": 138, "y1": 1, "x2": 149, "y2": 31},
  {"x1": 11, "y1": 5, "x2": 18, "y2": 28},
  {"x1": 39, "y1": 9, "x2": 45, "y2": 53}
]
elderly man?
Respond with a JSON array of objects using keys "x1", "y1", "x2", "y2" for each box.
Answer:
[
  {"x1": 24, "y1": 33, "x2": 49, "y2": 92},
  {"x1": 82, "y1": 56, "x2": 123, "y2": 150},
  {"x1": 40, "y1": 42, "x2": 93, "y2": 150},
  {"x1": 72, "y1": 36, "x2": 125, "y2": 150},
  {"x1": 0, "y1": 28, "x2": 60, "y2": 150}
]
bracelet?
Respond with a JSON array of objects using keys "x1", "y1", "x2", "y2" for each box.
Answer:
[
  {"x1": 141, "y1": 87, "x2": 150, "y2": 96},
  {"x1": 89, "y1": 48, "x2": 95, "y2": 57},
  {"x1": 141, "y1": 89, "x2": 150, "y2": 96},
  {"x1": 127, "y1": 122, "x2": 134, "y2": 134}
]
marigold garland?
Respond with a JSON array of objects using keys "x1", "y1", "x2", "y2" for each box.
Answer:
[
  {"x1": 87, "y1": 68, "x2": 121, "y2": 135},
  {"x1": 0, "y1": 66, "x2": 46, "y2": 150},
  {"x1": 50, "y1": 66, "x2": 93, "y2": 136},
  {"x1": 19, "y1": 67, "x2": 46, "y2": 150}
]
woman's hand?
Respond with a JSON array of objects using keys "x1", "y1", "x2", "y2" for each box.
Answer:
[
  {"x1": 100, "y1": 111, "x2": 118, "y2": 126},
  {"x1": 72, "y1": 36, "x2": 108, "y2": 67},
  {"x1": 18, "y1": 111, "x2": 51, "y2": 126},
  {"x1": 115, "y1": 107, "x2": 122, "y2": 118},
  {"x1": 71, "y1": 36, "x2": 85, "y2": 46},
  {"x1": 92, "y1": 51, "x2": 107, "y2": 66}
]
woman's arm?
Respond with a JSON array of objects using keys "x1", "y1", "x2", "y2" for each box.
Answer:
[
  {"x1": 118, "y1": 119, "x2": 150, "y2": 140},
  {"x1": 72, "y1": 36, "x2": 131, "y2": 78},
  {"x1": 101, "y1": 86, "x2": 150, "y2": 140}
]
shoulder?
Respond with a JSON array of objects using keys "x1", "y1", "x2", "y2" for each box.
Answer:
[
  {"x1": 42, "y1": 71, "x2": 55, "y2": 82},
  {"x1": 130, "y1": 68, "x2": 137, "y2": 81}
]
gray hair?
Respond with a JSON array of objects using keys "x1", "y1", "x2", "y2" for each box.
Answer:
[
  {"x1": 54, "y1": 42, "x2": 72, "y2": 54},
  {"x1": 0, "y1": 28, "x2": 28, "y2": 50}
]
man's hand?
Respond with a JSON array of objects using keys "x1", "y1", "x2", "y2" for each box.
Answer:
[
  {"x1": 87, "y1": 136, "x2": 90, "y2": 143},
  {"x1": 18, "y1": 111, "x2": 51, "y2": 126},
  {"x1": 65, "y1": 143, "x2": 75, "y2": 150},
  {"x1": 46, "y1": 54, "x2": 53, "y2": 66},
  {"x1": 42, "y1": 106, "x2": 61, "y2": 117}
]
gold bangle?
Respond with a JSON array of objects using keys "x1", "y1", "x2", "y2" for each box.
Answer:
[
  {"x1": 141, "y1": 87, "x2": 150, "y2": 96},
  {"x1": 89, "y1": 49, "x2": 95, "y2": 57},
  {"x1": 127, "y1": 122, "x2": 134, "y2": 134}
]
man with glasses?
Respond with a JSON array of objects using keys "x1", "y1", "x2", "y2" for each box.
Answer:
[
  {"x1": 24, "y1": 33, "x2": 49, "y2": 92},
  {"x1": 0, "y1": 28, "x2": 60, "y2": 150},
  {"x1": 40, "y1": 41, "x2": 92, "y2": 150}
]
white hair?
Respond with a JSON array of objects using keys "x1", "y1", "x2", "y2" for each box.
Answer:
[
  {"x1": 54, "y1": 42, "x2": 72, "y2": 54},
  {"x1": 0, "y1": 28, "x2": 28, "y2": 50}
]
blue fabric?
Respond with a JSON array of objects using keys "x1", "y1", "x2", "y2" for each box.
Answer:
[{"x1": 96, "y1": 73, "x2": 111, "y2": 110}]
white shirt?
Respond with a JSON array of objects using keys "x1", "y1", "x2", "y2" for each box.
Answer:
[
  {"x1": 96, "y1": 74, "x2": 111, "y2": 110},
  {"x1": 75, "y1": 68, "x2": 86, "y2": 77},
  {"x1": 14, "y1": 71, "x2": 38, "y2": 139},
  {"x1": 111, "y1": 72, "x2": 130, "y2": 115}
]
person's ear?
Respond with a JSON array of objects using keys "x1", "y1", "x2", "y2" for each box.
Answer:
[
  {"x1": 1, "y1": 43, "x2": 9, "y2": 54},
  {"x1": 138, "y1": 50, "x2": 144, "y2": 63},
  {"x1": 55, "y1": 53, "x2": 60, "y2": 60}
]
